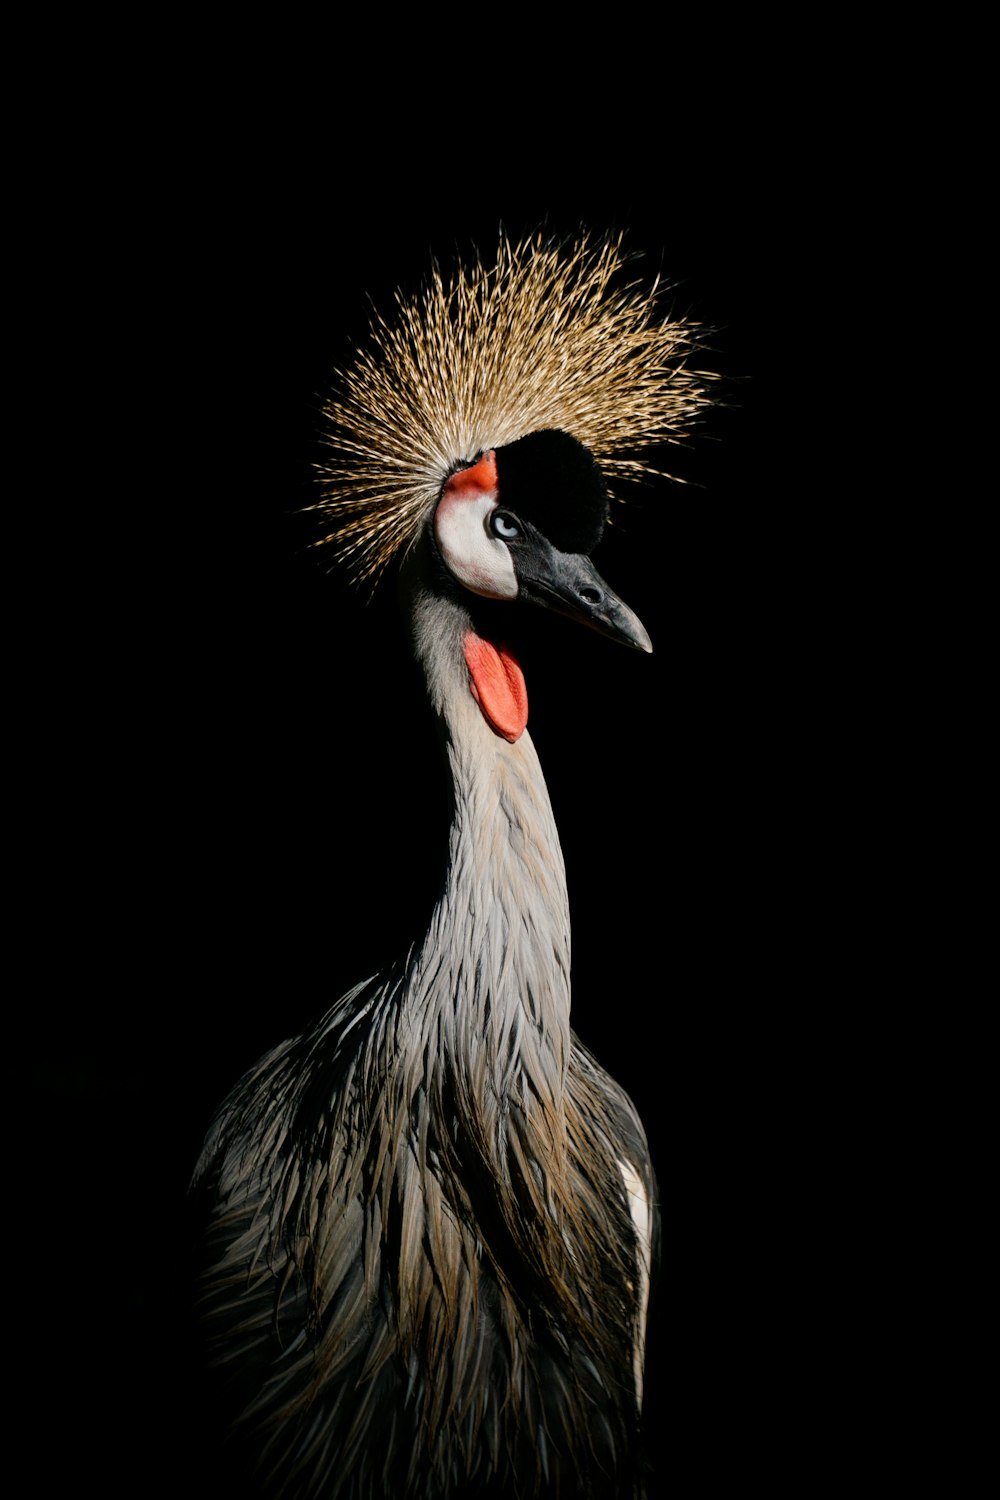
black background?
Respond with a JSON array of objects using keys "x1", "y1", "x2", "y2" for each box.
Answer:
[{"x1": 25, "y1": 119, "x2": 852, "y2": 1494}]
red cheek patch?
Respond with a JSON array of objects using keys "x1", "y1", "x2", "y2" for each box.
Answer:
[{"x1": 464, "y1": 631, "x2": 528, "y2": 743}]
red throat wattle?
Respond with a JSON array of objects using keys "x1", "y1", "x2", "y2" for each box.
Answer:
[{"x1": 463, "y1": 632, "x2": 528, "y2": 743}]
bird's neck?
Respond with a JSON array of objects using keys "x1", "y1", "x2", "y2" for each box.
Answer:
[{"x1": 403, "y1": 567, "x2": 572, "y2": 1117}]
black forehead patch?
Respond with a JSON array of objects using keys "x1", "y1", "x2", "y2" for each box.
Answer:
[{"x1": 493, "y1": 429, "x2": 609, "y2": 556}]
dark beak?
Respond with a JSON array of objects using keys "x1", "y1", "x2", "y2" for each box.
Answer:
[{"x1": 513, "y1": 526, "x2": 653, "y2": 654}]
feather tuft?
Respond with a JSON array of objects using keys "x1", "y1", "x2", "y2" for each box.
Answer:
[{"x1": 311, "y1": 231, "x2": 714, "y2": 586}]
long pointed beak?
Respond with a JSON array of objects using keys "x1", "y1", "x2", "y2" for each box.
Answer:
[{"x1": 514, "y1": 532, "x2": 652, "y2": 653}]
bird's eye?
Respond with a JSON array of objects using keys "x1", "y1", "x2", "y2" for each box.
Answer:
[{"x1": 490, "y1": 511, "x2": 521, "y2": 541}]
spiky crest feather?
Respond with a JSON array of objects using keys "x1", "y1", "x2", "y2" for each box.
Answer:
[{"x1": 312, "y1": 232, "x2": 713, "y2": 584}]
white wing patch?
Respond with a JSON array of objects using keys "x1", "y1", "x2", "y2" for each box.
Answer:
[{"x1": 618, "y1": 1156, "x2": 652, "y2": 1408}]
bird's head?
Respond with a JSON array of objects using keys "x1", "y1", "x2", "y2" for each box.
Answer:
[
  {"x1": 313, "y1": 233, "x2": 714, "y2": 740},
  {"x1": 434, "y1": 430, "x2": 651, "y2": 657},
  {"x1": 428, "y1": 429, "x2": 650, "y2": 743}
]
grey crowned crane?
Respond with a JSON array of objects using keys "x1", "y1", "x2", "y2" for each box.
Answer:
[{"x1": 190, "y1": 234, "x2": 712, "y2": 1498}]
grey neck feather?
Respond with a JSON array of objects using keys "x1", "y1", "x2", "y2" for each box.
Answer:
[{"x1": 400, "y1": 549, "x2": 572, "y2": 1134}]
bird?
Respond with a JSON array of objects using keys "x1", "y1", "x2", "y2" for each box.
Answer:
[{"x1": 189, "y1": 232, "x2": 713, "y2": 1499}]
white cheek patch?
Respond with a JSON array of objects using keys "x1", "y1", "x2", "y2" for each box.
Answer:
[{"x1": 434, "y1": 490, "x2": 518, "y2": 601}]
